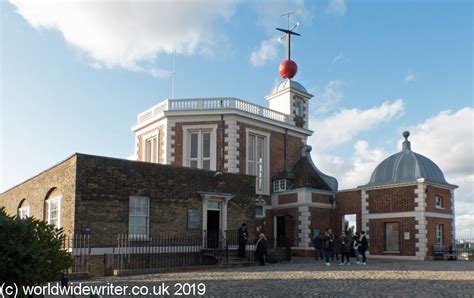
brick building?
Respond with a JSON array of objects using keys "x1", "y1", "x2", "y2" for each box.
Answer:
[
  {"x1": 1, "y1": 59, "x2": 456, "y2": 261},
  {"x1": 0, "y1": 153, "x2": 256, "y2": 242}
]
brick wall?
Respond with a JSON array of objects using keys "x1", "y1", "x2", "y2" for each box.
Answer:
[
  {"x1": 309, "y1": 207, "x2": 332, "y2": 238},
  {"x1": 425, "y1": 217, "x2": 453, "y2": 256},
  {"x1": 369, "y1": 217, "x2": 416, "y2": 256},
  {"x1": 0, "y1": 156, "x2": 77, "y2": 238},
  {"x1": 263, "y1": 208, "x2": 298, "y2": 246},
  {"x1": 278, "y1": 193, "x2": 298, "y2": 204},
  {"x1": 312, "y1": 193, "x2": 332, "y2": 204},
  {"x1": 74, "y1": 154, "x2": 256, "y2": 247},
  {"x1": 425, "y1": 186, "x2": 452, "y2": 214},
  {"x1": 335, "y1": 190, "x2": 361, "y2": 234},
  {"x1": 367, "y1": 186, "x2": 416, "y2": 213}
]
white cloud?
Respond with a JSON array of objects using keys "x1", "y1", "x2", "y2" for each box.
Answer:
[
  {"x1": 405, "y1": 71, "x2": 416, "y2": 82},
  {"x1": 332, "y1": 52, "x2": 344, "y2": 64},
  {"x1": 408, "y1": 108, "x2": 473, "y2": 176},
  {"x1": 312, "y1": 141, "x2": 388, "y2": 189},
  {"x1": 150, "y1": 68, "x2": 171, "y2": 79},
  {"x1": 407, "y1": 107, "x2": 474, "y2": 237},
  {"x1": 313, "y1": 80, "x2": 344, "y2": 114},
  {"x1": 250, "y1": 38, "x2": 279, "y2": 67},
  {"x1": 339, "y1": 141, "x2": 389, "y2": 188},
  {"x1": 326, "y1": 0, "x2": 347, "y2": 16},
  {"x1": 309, "y1": 99, "x2": 405, "y2": 151},
  {"x1": 10, "y1": 0, "x2": 238, "y2": 74}
]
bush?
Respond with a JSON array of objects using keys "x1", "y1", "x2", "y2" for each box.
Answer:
[{"x1": 0, "y1": 207, "x2": 72, "y2": 286}]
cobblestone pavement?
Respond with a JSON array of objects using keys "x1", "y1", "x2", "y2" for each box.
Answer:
[{"x1": 87, "y1": 258, "x2": 474, "y2": 297}]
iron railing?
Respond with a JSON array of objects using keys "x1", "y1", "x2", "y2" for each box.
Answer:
[
  {"x1": 62, "y1": 234, "x2": 91, "y2": 274},
  {"x1": 114, "y1": 231, "x2": 292, "y2": 271},
  {"x1": 116, "y1": 233, "x2": 208, "y2": 270},
  {"x1": 455, "y1": 236, "x2": 474, "y2": 261}
]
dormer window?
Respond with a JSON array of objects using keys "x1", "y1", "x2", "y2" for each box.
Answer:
[
  {"x1": 435, "y1": 196, "x2": 443, "y2": 209},
  {"x1": 273, "y1": 179, "x2": 287, "y2": 192}
]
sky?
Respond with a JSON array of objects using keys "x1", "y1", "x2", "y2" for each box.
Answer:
[{"x1": 1, "y1": 0, "x2": 472, "y2": 236}]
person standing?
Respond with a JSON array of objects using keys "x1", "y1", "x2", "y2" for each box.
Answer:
[
  {"x1": 352, "y1": 232, "x2": 362, "y2": 264},
  {"x1": 332, "y1": 234, "x2": 341, "y2": 262},
  {"x1": 255, "y1": 233, "x2": 268, "y2": 266},
  {"x1": 323, "y1": 228, "x2": 334, "y2": 266},
  {"x1": 238, "y1": 223, "x2": 249, "y2": 257},
  {"x1": 313, "y1": 232, "x2": 324, "y2": 261},
  {"x1": 359, "y1": 230, "x2": 368, "y2": 265},
  {"x1": 338, "y1": 232, "x2": 351, "y2": 265}
]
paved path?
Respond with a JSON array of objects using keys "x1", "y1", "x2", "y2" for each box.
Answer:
[{"x1": 88, "y1": 258, "x2": 474, "y2": 297}]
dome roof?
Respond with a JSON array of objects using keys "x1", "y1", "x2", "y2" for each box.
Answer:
[
  {"x1": 363, "y1": 131, "x2": 449, "y2": 187},
  {"x1": 271, "y1": 79, "x2": 308, "y2": 94}
]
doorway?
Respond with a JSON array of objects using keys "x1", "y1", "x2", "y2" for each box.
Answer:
[
  {"x1": 276, "y1": 216, "x2": 286, "y2": 247},
  {"x1": 206, "y1": 202, "x2": 221, "y2": 248}
]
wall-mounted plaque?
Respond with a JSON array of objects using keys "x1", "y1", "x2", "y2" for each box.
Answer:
[
  {"x1": 187, "y1": 208, "x2": 200, "y2": 230},
  {"x1": 81, "y1": 224, "x2": 92, "y2": 235}
]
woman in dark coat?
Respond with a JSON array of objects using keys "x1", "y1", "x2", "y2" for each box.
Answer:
[{"x1": 256, "y1": 233, "x2": 268, "y2": 266}]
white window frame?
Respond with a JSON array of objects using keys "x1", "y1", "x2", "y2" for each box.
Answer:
[
  {"x1": 182, "y1": 125, "x2": 217, "y2": 171},
  {"x1": 18, "y1": 206, "x2": 30, "y2": 219},
  {"x1": 435, "y1": 224, "x2": 443, "y2": 245},
  {"x1": 46, "y1": 196, "x2": 61, "y2": 228},
  {"x1": 246, "y1": 128, "x2": 271, "y2": 195},
  {"x1": 273, "y1": 179, "x2": 287, "y2": 192},
  {"x1": 142, "y1": 131, "x2": 160, "y2": 163},
  {"x1": 435, "y1": 196, "x2": 443, "y2": 209},
  {"x1": 128, "y1": 196, "x2": 150, "y2": 239}
]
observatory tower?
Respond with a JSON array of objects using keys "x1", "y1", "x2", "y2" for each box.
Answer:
[{"x1": 265, "y1": 18, "x2": 313, "y2": 129}]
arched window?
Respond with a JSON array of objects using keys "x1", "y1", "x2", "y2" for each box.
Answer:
[
  {"x1": 18, "y1": 199, "x2": 30, "y2": 219},
  {"x1": 45, "y1": 188, "x2": 62, "y2": 228}
]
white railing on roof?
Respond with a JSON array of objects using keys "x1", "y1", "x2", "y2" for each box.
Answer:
[{"x1": 137, "y1": 98, "x2": 289, "y2": 124}]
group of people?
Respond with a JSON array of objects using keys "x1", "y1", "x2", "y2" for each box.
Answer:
[
  {"x1": 238, "y1": 223, "x2": 268, "y2": 266},
  {"x1": 313, "y1": 228, "x2": 368, "y2": 266},
  {"x1": 238, "y1": 223, "x2": 369, "y2": 267}
]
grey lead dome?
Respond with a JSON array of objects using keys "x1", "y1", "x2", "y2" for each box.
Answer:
[
  {"x1": 363, "y1": 131, "x2": 449, "y2": 187},
  {"x1": 271, "y1": 79, "x2": 308, "y2": 94}
]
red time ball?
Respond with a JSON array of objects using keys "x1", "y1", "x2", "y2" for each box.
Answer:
[{"x1": 279, "y1": 59, "x2": 298, "y2": 79}]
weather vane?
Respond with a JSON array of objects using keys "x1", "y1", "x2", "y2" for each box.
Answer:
[{"x1": 276, "y1": 10, "x2": 301, "y2": 79}]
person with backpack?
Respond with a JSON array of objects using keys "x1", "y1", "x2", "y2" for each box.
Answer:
[{"x1": 338, "y1": 231, "x2": 351, "y2": 265}]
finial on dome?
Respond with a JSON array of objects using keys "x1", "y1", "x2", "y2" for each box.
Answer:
[{"x1": 402, "y1": 131, "x2": 411, "y2": 151}]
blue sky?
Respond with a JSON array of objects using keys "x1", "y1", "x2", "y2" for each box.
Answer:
[{"x1": 1, "y1": 0, "x2": 472, "y2": 235}]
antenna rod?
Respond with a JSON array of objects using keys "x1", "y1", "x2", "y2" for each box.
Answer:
[{"x1": 171, "y1": 49, "x2": 176, "y2": 99}]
